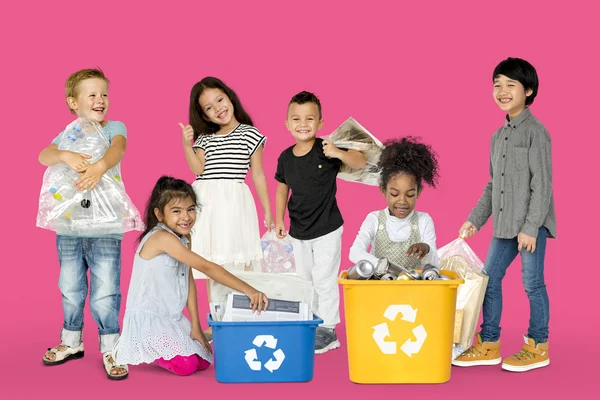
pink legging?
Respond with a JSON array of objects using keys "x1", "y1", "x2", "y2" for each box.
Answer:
[{"x1": 155, "y1": 355, "x2": 211, "y2": 376}]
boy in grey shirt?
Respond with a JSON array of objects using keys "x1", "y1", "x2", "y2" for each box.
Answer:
[{"x1": 453, "y1": 58, "x2": 555, "y2": 373}]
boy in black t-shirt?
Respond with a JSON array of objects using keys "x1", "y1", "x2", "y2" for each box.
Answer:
[{"x1": 275, "y1": 91, "x2": 366, "y2": 354}]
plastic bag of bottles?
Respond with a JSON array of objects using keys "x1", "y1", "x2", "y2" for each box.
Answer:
[
  {"x1": 437, "y1": 238, "x2": 489, "y2": 359},
  {"x1": 322, "y1": 117, "x2": 385, "y2": 186},
  {"x1": 260, "y1": 231, "x2": 295, "y2": 274},
  {"x1": 36, "y1": 118, "x2": 144, "y2": 236}
]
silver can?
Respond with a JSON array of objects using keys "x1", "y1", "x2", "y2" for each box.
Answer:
[
  {"x1": 408, "y1": 270, "x2": 422, "y2": 280},
  {"x1": 396, "y1": 270, "x2": 422, "y2": 280},
  {"x1": 374, "y1": 258, "x2": 391, "y2": 277},
  {"x1": 347, "y1": 260, "x2": 375, "y2": 280},
  {"x1": 421, "y1": 264, "x2": 441, "y2": 280},
  {"x1": 376, "y1": 258, "x2": 419, "y2": 279},
  {"x1": 379, "y1": 273, "x2": 396, "y2": 280}
]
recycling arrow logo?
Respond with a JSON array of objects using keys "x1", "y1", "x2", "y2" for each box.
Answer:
[
  {"x1": 244, "y1": 335, "x2": 286, "y2": 373},
  {"x1": 372, "y1": 305, "x2": 427, "y2": 357}
]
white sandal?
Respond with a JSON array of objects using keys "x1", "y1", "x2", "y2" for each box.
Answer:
[
  {"x1": 103, "y1": 352, "x2": 129, "y2": 381},
  {"x1": 42, "y1": 342, "x2": 85, "y2": 366}
]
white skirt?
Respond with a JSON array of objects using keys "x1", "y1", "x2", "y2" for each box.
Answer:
[{"x1": 191, "y1": 179, "x2": 262, "y2": 279}]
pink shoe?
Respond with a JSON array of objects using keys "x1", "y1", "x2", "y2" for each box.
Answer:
[{"x1": 156, "y1": 355, "x2": 211, "y2": 376}]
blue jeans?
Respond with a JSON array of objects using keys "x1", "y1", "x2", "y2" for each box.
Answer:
[
  {"x1": 480, "y1": 226, "x2": 550, "y2": 344},
  {"x1": 57, "y1": 236, "x2": 122, "y2": 353}
]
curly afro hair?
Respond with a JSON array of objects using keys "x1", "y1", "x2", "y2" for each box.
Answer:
[{"x1": 378, "y1": 137, "x2": 439, "y2": 191}]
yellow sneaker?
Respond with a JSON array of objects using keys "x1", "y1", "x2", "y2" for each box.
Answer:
[
  {"x1": 452, "y1": 334, "x2": 501, "y2": 367},
  {"x1": 502, "y1": 336, "x2": 549, "y2": 372}
]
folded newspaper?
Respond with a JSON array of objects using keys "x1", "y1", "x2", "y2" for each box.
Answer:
[
  {"x1": 222, "y1": 293, "x2": 311, "y2": 322},
  {"x1": 209, "y1": 272, "x2": 315, "y2": 322},
  {"x1": 322, "y1": 117, "x2": 385, "y2": 186}
]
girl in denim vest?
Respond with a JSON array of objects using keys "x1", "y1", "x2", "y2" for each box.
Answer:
[{"x1": 113, "y1": 176, "x2": 268, "y2": 376}]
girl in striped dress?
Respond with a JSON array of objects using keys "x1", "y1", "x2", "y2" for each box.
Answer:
[{"x1": 180, "y1": 77, "x2": 273, "y2": 336}]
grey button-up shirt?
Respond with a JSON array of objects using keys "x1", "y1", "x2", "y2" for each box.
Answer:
[{"x1": 467, "y1": 108, "x2": 556, "y2": 239}]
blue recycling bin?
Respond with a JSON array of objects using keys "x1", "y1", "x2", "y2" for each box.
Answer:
[{"x1": 208, "y1": 314, "x2": 322, "y2": 383}]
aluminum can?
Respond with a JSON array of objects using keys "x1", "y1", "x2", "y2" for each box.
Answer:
[
  {"x1": 347, "y1": 260, "x2": 375, "y2": 280},
  {"x1": 421, "y1": 264, "x2": 441, "y2": 280}
]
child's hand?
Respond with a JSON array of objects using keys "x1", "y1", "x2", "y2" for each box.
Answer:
[
  {"x1": 275, "y1": 222, "x2": 287, "y2": 239},
  {"x1": 459, "y1": 221, "x2": 477, "y2": 239},
  {"x1": 518, "y1": 232, "x2": 537, "y2": 253},
  {"x1": 407, "y1": 243, "x2": 430, "y2": 259},
  {"x1": 264, "y1": 211, "x2": 274, "y2": 231},
  {"x1": 179, "y1": 123, "x2": 195, "y2": 147},
  {"x1": 75, "y1": 161, "x2": 107, "y2": 191},
  {"x1": 61, "y1": 151, "x2": 92, "y2": 173},
  {"x1": 244, "y1": 289, "x2": 269, "y2": 314},
  {"x1": 190, "y1": 326, "x2": 212, "y2": 355},
  {"x1": 322, "y1": 139, "x2": 342, "y2": 159}
]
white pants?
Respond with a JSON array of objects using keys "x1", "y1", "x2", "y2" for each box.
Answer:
[{"x1": 290, "y1": 226, "x2": 343, "y2": 329}]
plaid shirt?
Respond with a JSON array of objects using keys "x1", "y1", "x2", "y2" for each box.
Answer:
[{"x1": 467, "y1": 108, "x2": 556, "y2": 239}]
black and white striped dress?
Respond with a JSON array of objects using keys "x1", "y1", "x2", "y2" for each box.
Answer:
[
  {"x1": 190, "y1": 124, "x2": 266, "y2": 279},
  {"x1": 193, "y1": 123, "x2": 266, "y2": 182}
]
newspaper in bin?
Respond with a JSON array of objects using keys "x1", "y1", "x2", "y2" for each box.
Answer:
[
  {"x1": 209, "y1": 272, "x2": 314, "y2": 322},
  {"x1": 437, "y1": 238, "x2": 489, "y2": 360},
  {"x1": 222, "y1": 293, "x2": 311, "y2": 322},
  {"x1": 322, "y1": 117, "x2": 384, "y2": 186}
]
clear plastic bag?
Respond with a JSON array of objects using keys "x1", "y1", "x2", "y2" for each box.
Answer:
[
  {"x1": 36, "y1": 118, "x2": 144, "y2": 236},
  {"x1": 437, "y1": 238, "x2": 489, "y2": 358},
  {"x1": 322, "y1": 117, "x2": 384, "y2": 186},
  {"x1": 260, "y1": 231, "x2": 296, "y2": 274}
]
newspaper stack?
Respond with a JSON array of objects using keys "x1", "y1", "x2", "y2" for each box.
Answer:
[
  {"x1": 209, "y1": 272, "x2": 314, "y2": 322},
  {"x1": 222, "y1": 293, "x2": 311, "y2": 322}
]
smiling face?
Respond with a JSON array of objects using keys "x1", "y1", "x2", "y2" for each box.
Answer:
[
  {"x1": 285, "y1": 102, "x2": 323, "y2": 143},
  {"x1": 383, "y1": 173, "x2": 421, "y2": 219},
  {"x1": 154, "y1": 196, "x2": 197, "y2": 236},
  {"x1": 493, "y1": 74, "x2": 533, "y2": 120},
  {"x1": 198, "y1": 87, "x2": 237, "y2": 130},
  {"x1": 67, "y1": 78, "x2": 109, "y2": 124}
]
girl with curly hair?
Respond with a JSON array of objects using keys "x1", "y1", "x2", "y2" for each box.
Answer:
[{"x1": 349, "y1": 137, "x2": 440, "y2": 270}]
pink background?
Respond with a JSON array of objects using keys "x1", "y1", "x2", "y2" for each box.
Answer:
[{"x1": 1, "y1": 0, "x2": 598, "y2": 398}]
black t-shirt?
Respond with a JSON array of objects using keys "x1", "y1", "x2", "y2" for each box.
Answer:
[{"x1": 275, "y1": 138, "x2": 344, "y2": 240}]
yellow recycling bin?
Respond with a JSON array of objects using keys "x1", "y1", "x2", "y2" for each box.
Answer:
[{"x1": 339, "y1": 270, "x2": 463, "y2": 384}]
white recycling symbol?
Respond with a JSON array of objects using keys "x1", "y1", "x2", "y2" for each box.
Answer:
[
  {"x1": 372, "y1": 305, "x2": 427, "y2": 357},
  {"x1": 244, "y1": 335, "x2": 286, "y2": 373}
]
